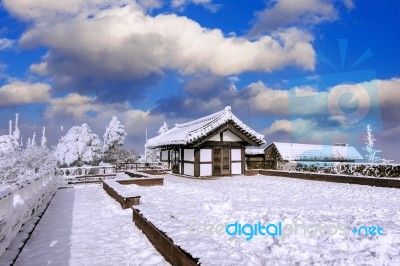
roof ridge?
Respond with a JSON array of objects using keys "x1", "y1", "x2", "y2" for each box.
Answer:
[
  {"x1": 274, "y1": 142, "x2": 356, "y2": 148},
  {"x1": 175, "y1": 106, "x2": 230, "y2": 129}
]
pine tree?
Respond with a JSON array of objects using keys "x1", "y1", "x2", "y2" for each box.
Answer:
[
  {"x1": 103, "y1": 116, "x2": 127, "y2": 153},
  {"x1": 54, "y1": 123, "x2": 102, "y2": 166}
]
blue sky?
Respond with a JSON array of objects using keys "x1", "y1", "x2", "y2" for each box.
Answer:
[{"x1": 0, "y1": 0, "x2": 399, "y2": 162}]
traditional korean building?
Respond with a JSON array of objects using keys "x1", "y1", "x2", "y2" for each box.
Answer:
[
  {"x1": 245, "y1": 148, "x2": 266, "y2": 169},
  {"x1": 264, "y1": 142, "x2": 363, "y2": 169},
  {"x1": 146, "y1": 106, "x2": 265, "y2": 177}
]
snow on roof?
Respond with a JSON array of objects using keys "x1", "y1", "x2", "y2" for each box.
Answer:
[
  {"x1": 146, "y1": 106, "x2": 265, "y2": 148},
  {"x1": 271, "y1": 142, "x2": 363, "y2": 161},
  {"x1": 245, "y1": 148, "x2": 265, "y2": 155}
]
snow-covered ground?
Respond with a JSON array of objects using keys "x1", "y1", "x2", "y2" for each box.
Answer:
[
  {"x1": 127, "y1": 174, "x2": 400, "y2": 265},
  {"x1": 13, "y1": 184, "x2": 168, "y2": 266}
]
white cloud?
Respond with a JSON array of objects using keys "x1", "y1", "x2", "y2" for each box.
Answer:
[
  {"x1": 45, "y1": 93, "x2": 100, "y2": 119},
  {"x1": 0, "y1": 81, "x2": 51, "y2": 106},
  {"x1": 9, "y1": 3, "x2": 315, "y2": 86},
  {"x1": 265, "y1": 118, "x2": 316, "y2": 137},
  {"x1": 341, "y1": 0, "x2": 355, "y2": 10},
  {"x1": 236, "y1": 81, "x2": 289, "y2": 115},
  {"x1": 124, "y1": 109, "x2": 164, "y2": 137},
  {"x1": 264, "y1": 118, "x2": 351, "y2": 144},
  {"x1": 137, "y1": 0, "x2": 163, "y2": 11},
  {"x1": 376, "y1": 78, "x2": 400, "y2": 107},
  {"x1": 171, "y1": 0, "x2": 221, "y2": 12},
  {"x1": 3, "y1": 0, "x2": 130, "y2": 20},
  {"x1": 0, "y1": 38, "x2": 15, "y2": 50},
  {"x1": 45, "y1": 93, "x2": 130, "y2": 120},
  {"x1": 249, "y1": 0, "x2": 338, "y2": 36},
  {"x1": 45, "y1": 92, "x2": 164, "y2": 140}
]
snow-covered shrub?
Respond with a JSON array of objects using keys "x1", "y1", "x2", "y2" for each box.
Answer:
[
  {"x1": 103, "y1": 116, "x2": 127, "y2": 152},
  {"x1": 0, "y1": 135, "x2": 19, "y2": 155},
  {"x1": 104, "y1": 149, "x2": 139, "y2": 164},
  {"x1": 0, "y1": 145, "x2": 57, "y2": 188},
  {"x1": 277, "y1": 161, "x2": 400, "y2": 178},
  {"x1": 54, "y1": 123, "x2": 102, "y2": 166}
]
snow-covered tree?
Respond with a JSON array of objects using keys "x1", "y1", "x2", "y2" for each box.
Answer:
[
  {"x1": 158, "y1": 121, "x2": 169, "y2": 135},
  {"x1": 143, "y1": 122, "x2": 169, "y2": 162},
  {"x1": 0, "y1": 135, "x2": 19, "y2": 155},
  {"x1": 362, "y1": 124, "x2": 382, "y2": 163},
  {"x1": 13, "y1": 113, "x2": 21, "y2": 141},
  {"x1": 103, "y1": 116, "x2": 127, "y2": 152},
  {"x1": 145, "y1": 148, "x2": 160, "y2": 162},
  {"x1": 54, "y1": 123, "x2": 102, "y2": 166},
  {"x1": 41, "y1": 127, "x2": 48, "y2": 147}
]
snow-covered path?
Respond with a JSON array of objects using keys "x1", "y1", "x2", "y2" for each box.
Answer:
[{"x1": 15, "y1": 184, "x2": 168, "y2": 266}]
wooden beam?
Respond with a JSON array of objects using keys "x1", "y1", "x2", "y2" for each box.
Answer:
[
  {"x1": 194, "y1": 148, "x2": 200, "y2": 177},
  {"x1": 132, "y1": 208, "x2": 199, "y2": 266}
]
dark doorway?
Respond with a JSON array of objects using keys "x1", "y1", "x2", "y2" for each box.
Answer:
[{"x1": 171, "y1": 149, "x2": 180, "y2": 174}]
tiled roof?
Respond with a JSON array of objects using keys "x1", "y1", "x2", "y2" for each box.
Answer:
[
  {"x1": 146, "y1": 106, "x2": 265, "y2": 148},
  {"x1": 245, "y1": 148, "x2": 265, "y2": 155},
  {"x1": 271, "y1": 142, "x2": 363, "y2": 161}
]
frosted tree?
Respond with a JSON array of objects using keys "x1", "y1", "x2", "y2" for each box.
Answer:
[
  {"x1": 13, "y1": 113, "x2": 21, "y2": 141},
  {"x1": 362, "y1": 124, "x2": 381, "y2": 163},
  {"x1": 381, "y1": 158, "x2": 393, "y2": 164},
  {"x1": 144, "y1": 122, "x2": 169, "y2": 162},
  {"x1": 54, "y1": 123, "x2": 102, "y2": 166},
  {"x1": 31, "y1": 132, "x2": 37, "y2": 147},
  {"x1": 158, "y1": 121, "x2": 169, "y2": 135},
  {"x1": 103, "y1": 116, "x2": 127, "y2": 153},
  {"x1": 0, "y1": 135, "x2": 19, "y2": 155},
  {"x1": 41, "y1": 127, "x2": 48, "y2": 147}
]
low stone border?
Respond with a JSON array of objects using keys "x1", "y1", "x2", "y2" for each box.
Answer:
[
  {"x1": 102, "y1": 181, "x2": 140, "y2": 209},
  {"x1": 125, "y1": 171, "x2": 147, "y2": 178},
  {"x1": 66, "y1": 175, "x2": 116, "y2": 184},
  {"x1": 257, "y1": 170, "x2": 400, "y2": 189},
  {"x1": 245, "y1": 169, "x2": 259, "y2": 176},
  {"x1": 117, "y1": 178, "x2": 164, "y2": 186},
  {"x1": 132, "y1": 208, "x2": 199, "y2": 266}
]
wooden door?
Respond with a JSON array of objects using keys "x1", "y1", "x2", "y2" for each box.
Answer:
[
  {"x1": 221, "y1": 148, "x2": 230, "y2": 175},
  {"x1": 171, "y1": 150, "x2": 180, "y2": 174},
  {"x1": 213, "y1": 149, "x2": 221, "y2": 176},
  {"x1": 213, "y1": 148, "x2": 230, "y2": 176}
]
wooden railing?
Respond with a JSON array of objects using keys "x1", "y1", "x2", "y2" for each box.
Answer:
[
  {"x1": 117, "y1": 162, "x2": 167, "y2": 171},
  {"x1": 56, "y1": 166, "x2": 117, "y2": 177}
]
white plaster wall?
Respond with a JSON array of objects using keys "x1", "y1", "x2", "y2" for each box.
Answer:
[
  {"x1": 223, "y1": 130, "x2": 242, "y2": 141},
  {"x1": 200, "y1": 164, "x2": 212, "y2": 176},
  {"x1": 209, "y1": 134, "x2": 220, "y2": 141},
  {"x1": 231, "y1": 149, "x2": 242, "y2": 161},
  {"x1": 184, "y1": 163, "x2": 194, "y2": 176},
  {"x1": 161, "y1": 150, "x2": 168, "y2": 161},
  {"x1": 231, "y1": 162, "x2": 242, "y2": 174},
  {"x1": 200, "y1": 149, "x2": 212, "y2": 162},
  {"x1": 184, "y1": 149, "x2": 194, "y2": 161}
]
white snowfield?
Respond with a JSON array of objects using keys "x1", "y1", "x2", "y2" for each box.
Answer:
[
  {"x1": 8, "y1": 174, "x2": 400, "y2": 266},
  {"x1": 131, "y1": 174, "x2": 400, "y2": 265},
  {"x1": 14, "y1": 184, "x2": 168, "y2": 266}
]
